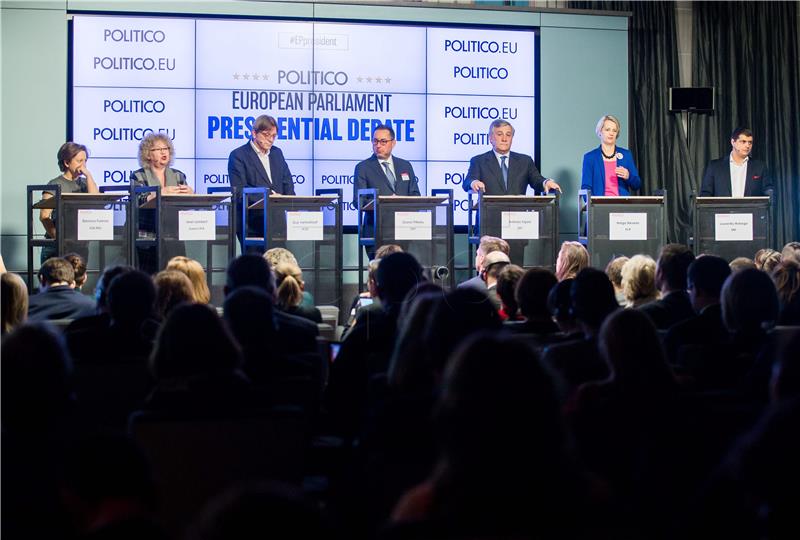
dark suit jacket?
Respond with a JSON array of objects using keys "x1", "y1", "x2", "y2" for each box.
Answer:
[
  {"x1": 541, "y1": 336, "x2": 609, "y2": 396},
  {"x1": 227, "y1": 142, "x2": 295, "y2": 195},
  {"x1": 699, "y1": 156, "x2": 772, "y2": 196},
  {"x1": 663, "y1": 303, "x2": 729, "y2": 366},
  {"x1": 462, "y1": 150, "x2": 547, "y2": 195},
  {"x1": 352, "y1": 155, "x2": 420, "y2": 207},
  {"x1": 27, "y1": 286, "x2": 96, "y2": 322},
  {"x1": 581, "y1": 146, "x2": 641, "y2": 195},
  {"x1": 637, "y1": 290, "x2": 695, "y2": 331}
]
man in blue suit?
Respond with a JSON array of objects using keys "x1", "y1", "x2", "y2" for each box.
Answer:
[
  {"x1": 700, "y1": 127, "x2": 772, "y2": 197},
  {"x1": 462, "y1": 120, "x2": 561, "y2": 195},
  {"x1": 228, "y1": 114, "x2": 295, "y2": 253},
  {"x1": 353, "y1": 124, "x2": 421, "y2": 258}
]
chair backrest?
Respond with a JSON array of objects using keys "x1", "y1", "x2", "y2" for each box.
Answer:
[
  {"x1": 317, "y1": 305, "x2": 339, "y2": 326},
  {"x1": 317, "y1": 322, "x2": 336, "y2": 342},
  {"x1": 130, "y1": 409, "x2": 309, "y2": 537}
]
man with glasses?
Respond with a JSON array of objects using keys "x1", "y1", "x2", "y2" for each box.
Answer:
[{"x1": 228, "y1": 114, "x2": 295, "y2": 252}]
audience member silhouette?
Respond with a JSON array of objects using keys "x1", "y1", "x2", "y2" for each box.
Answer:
[
  {"x1": 166, "y1": 255, "x2": 211, "y2": 304},
  {"x1": 547, "y1": 278, "x2": 581, "y2": 337},
  {"x1": 511, "y1": 266, "x2": 559, "y2": 334},
  {"x1": 555, "y1": 240, "x2": 589, "y2": 281},
  {"x1": 770, "y1": 259, "x2": 800, "y2": 325},
  {"x1": 620, "y1": 254, "x2": 658, "y2": 308},
  {"x1": 639, "y1": 243, "x2": 695, "y2": 329},
  {"x1": 274, "y1": 261, "x2": 323, "y2": 323},
  {"x1": 28, "y1": 257, "x2": 95, "y2": 322},
  {"x1": 153, "y1": 269, "x2": 194, "y2": 320},
  {"x1": 65, "y1": 265, "x2": 134, "y2": 336},
  {"x1": 730, "y1": 256, "x2": 757, "y2": 272},
  {"x1": 63, "y1": 252, "x2": 89, "y2": 291},
  {"x1": 1, "y1": 271, "x2": 28, "y2": 336},
  {"x1": 494, "y1": 263, "x2": 524, "y2": 320},
  {"x1": 754, "y1": 248, "x2": 781, "y2": 273},
  {"x1": 780, "y1": 241, "x2": 800, "y2": 264},
  {"x1": 605, "y1": 255, "x2": 629, "y2": 306}
]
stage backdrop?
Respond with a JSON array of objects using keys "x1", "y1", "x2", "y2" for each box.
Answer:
[{"x1": 72, "y1": 15, "x2": 538, "y2": 226}]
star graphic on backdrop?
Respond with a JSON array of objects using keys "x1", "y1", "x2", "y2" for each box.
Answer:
[
  {"x1": 252, "y1": 73, "x2": 261, "y2": 80},
  {"x1": 263, "y1": 74, "x2": 270, "y2": 80},
  {"x1": 357, "y1": 76, "x2": 363, "y2": 82},
  {"x1": 366, "y1": 76, "x2": 372, "y2": 83},
  {"x1": 385, "y1": 77, "x2": 391, "y2": 83},
  {"x1": 243, "y1": 73, "x2": 250, "y2": 80},
  {"x1": 376, "y1": 76, "x2": 383, "y2": 83},
  {"x1": 233, "y1": 73, "x2": 240, "y2": 80}
]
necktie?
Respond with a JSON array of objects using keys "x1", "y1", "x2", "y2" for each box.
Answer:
[
  {"x1": 500, "y1": 155, "x2": 508, "y2": 190},
  {"x1": 382, "y1": 161, "x2": 396, "y2": 191}
]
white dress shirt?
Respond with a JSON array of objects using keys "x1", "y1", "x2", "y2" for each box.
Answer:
[
  {"x1": 251, "y1": 141, "x2": 272, "y2": 184},
  {"x1": 729, "y1": 152, "x2": 749, "y2": 198}
]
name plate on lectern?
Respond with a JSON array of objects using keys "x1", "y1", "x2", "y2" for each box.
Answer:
[
  {"x1": 609, "y1": 212, "x2": 647, "y2": 240},
  {"x1": 714, "y1": 213, "x2": 753, "y2": 241},
  {"x1": 286, "y1": 211, "x2": 324, "y2": 241},
  {"x1": 395, "y1": 211, "x2": 432, "y2": 240},
  {"x1": 501, "y1": 211, "x2": 539, "y2": 239},
  {"x1": 178, "y1": 210, "x2": 216, "y2": 240},
  {"x1": 77, "y1": 209, "x2": 114, "y2": 240}
]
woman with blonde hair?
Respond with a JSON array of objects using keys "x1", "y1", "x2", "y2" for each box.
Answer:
[
  {"x1": 273, "y1": 262, "x2": 322, "y2": 323},
  {"x1": 153, "y1": 270, "x2": 194, "y2": 320},
  {"x1": 581, "y1": 114, "x2": 641, "y2": 196},
  {"x1": 555, "y1": 241, "x2": 589, "y2": 281},
  {"x1": 621, "y1": 254, "x2": 658, "y2": 308},
  {"x1": 131, "y1": 133, "x2": 192, "y2": 196},
  {"x1": 1, "y1": 272, "x2": 28, "y2": 336},
  {"x1": 166, "y1": 256, "x2": 211, "y2": 304}
]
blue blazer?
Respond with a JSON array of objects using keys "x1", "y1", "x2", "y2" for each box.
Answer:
[{"x1": 581, "y1": 146, "x2": 641, "y2": 196}]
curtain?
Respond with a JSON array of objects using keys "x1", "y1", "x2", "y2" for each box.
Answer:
[
  {"x1": 689, "y1": 1, "x2": 800, "y2": 248},
  {"x1": 570, "y1": 1, "x2": 695, "y2": 244}
]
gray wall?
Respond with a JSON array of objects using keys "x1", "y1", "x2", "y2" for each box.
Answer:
[{"x1": 0, "y1": 0, "x2": 628, "y2": 276}]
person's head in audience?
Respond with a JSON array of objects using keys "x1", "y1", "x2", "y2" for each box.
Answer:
[
  {"x1": 1, "y1": 323, "x2": 73, "y2": 432},
  {"x1": 516, "y1": 267, "x2": 558, "y2": 323},
  {"x1": 598, "y1": 308, "x2": 676, "y2": 396},
  {"x1": 621, "y1": 254, "x2": 658, "y2": 307},
  {"x1": 263, "y1": 247, "x2": 299, "y2": 268},
  {"x1": 605, "y1": 256, "x2": 629, "y2": 304},
  {"x1": 107, "y1": 270, "x2": 156, "y2": 329},
  {"x1": 60, "y1": 431, "x2": 158, "y2": 536},
  {"x1": 1, "y1": 272, "x2": 28, "y2": 335},
  {"x1": 225, "y1": 255, "x2": 275, "y2": 298},
  {"x1": 166, "y1": 256, "x2": 211, "y2": 304},
  {"x1": 495, "y1": 264, "x2": 524, "y2": 319},
  {"x1": 63, "y1": 253, "x2": 88, "y2": 290},
  {"x1": 273, "y1": 262, "x2": 306, "y2": 310},
  {"x1": 654, "y1": 243, "x2": 694, "y2": 294},
  {"x1": 480, "y1": 250, "x2": 510, "y2": 288},
  {"x1": 223, "y1": 286, "x2": 277, "y2": 373},
  {"x1": 770, "y1": 331, "x2": 800, "y2": 403},
  {"x1": 570, "y1": 268, "x2": 619, "y2": 336},
  {"x1": 548, "y1": 279, "x2": 580, "y2": 335},
  {"x1": 375, "y1": 252, "x2": 425, "y2": 311},
  {"x1": 475, "y1": 235, "x2": 509, "y2": 275},
  {"x1": 555, "y1": 241, "x2": 589, "y2": 281},
  {"x1": 38, "y1": 257, "x2": 75, "y2": 290},
  {"x1": 770, "y1": 260, "x2": 800, "y2": 325},
  {"x1": 375, "y1": 243, "x2": 404, "y2": 259},
  {"x1": 423, "y1": 288, "x2": 502, "y2": 380},
  {"x1": 186, "y1": 481, "x2": 327, "y2": 540},
  {"x1": 721, "y1": 267, "x2": 779, "y2": 336},
  {"x1": 781, "y1": 241, "x2": 800, "y2": 264},
  {"x1": 730, "y1": 257, "x2": 757, "y2": 272},
  {"x1": 686, "y1": 254, "x2": 731, "y2": 312},
  {"x1": 153, "y1": 270, "x2": 194, "y2": 320},
  {"x1": 365, "y1": 258, "x2": 381, "y2": 299},
  {"x1": 94, "y1": 265, "x2": 134, "y2": 314},
  {"x1": 150, "y1": 303, "x2": 242, "y2": 381},
  {"x1": 754, "y1": 248, "x2": 782, "y2": 273}
]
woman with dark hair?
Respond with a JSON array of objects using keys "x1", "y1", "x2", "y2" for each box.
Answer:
[
  {"x1": 39, "y1": 142, "x2": 99, "y2": 262},
  {"x1": 771, "y1": 260, "x2": 800, "y2": 325}
]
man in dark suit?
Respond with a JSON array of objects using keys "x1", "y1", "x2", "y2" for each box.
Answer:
[
  {"x1": 228, "y1": 115, "x2": 295, "y2": 253},
  {"x1": 462, "y1": 119, "x2": 561, "y2": 195},
  {"x1": 700, "y1": 127, "x2": 773, "y2": 197},
  {"x1": 639, "y1": 243, "x2": 696, "y2": 330},
  {"x1": 28, "y1": 257, "x2": 96, "y2": 322}
]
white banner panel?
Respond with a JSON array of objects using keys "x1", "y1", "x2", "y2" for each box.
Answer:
[
  {"x1": 609, "y1": 212, "x2": 647, "y2": 241},
  {"x1": 714, "y1": 213, "x2": 753, "y2": 241},
  {"x1": 77, "y1": 209, "x2": 114, "y2": 240}
]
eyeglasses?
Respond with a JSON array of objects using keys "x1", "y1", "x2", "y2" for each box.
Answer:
[
  {"x1": 372, "y1": 138, "x2": 394, "y2": 145},
  {"x1": 257, "y1": 131, "x2": 277, "y2": 140},
  {"x1": 150, "y1": 147, "x2": 170, "y2": 153}
]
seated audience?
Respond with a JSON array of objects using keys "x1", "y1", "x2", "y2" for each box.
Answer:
[
  {"x1": 166, "y1": 256, "x2": 211, "y2": 304},
  {"x1": 606, "y1": 255, "x2": 629, "y2": 306},
  {"x1": 754, "y1": 248, "x2": 781, "y2": 273},
  {"x1": 2, "y1": 271, "x2": 28, "y2": 336},
  {"x1": 621, "y1": 254, "x2": 658, "y2": 308},
  {"x1": 64, "y1": 265, "x2": 133, "y2": 335},
  {"x1": 730, "y1": 256, "x2": 757, "y2": 272},
  {"x1": 511, "y1": 267, "x2": 559, "y2": 335},
  {"x1": 555, "y1": 240, "x2": 589, "y2": 281},
  {"x1": 63, "y1": 252, "x2": 88, "y2": 291},
  {"x1": 391, "y1": 334, "x2": 598, "y2": 538},
  {"x1": 770, "y1": 259, "x2": 800, "y2": 325},
  {"x1": 479, "y1": 250, "x2": 510, "y2": 310},
  {"x1": 494, "y1": 264, "x2": 524, "y2": 321},
  {"x1": 153, "y1": 269, "x2": 195, "y2": 320},
  {"x1": 664, "y1": 255, "x2": 731, "y2": 367},
  {"x1": 28, "y1": 257, "x2": 95, "y2": 322},
  {"x1": 547, "y1": 278, "x2": 582, "y2": 337},
  {"x1": 345, "y1": 258, "x2": 382, "y2": 335},
  {"x1": 781, "y1": 241, "x2": 800, "y2": 264},
  {"x1": 639, "y1": 243, "x2": 695, "y2": 330},
  {"x1": 274, "y1": 262, "x2": 322, "y2": 323},
  {"x1": 458, "y1": 235, "x2": 509, "y2": 290}
]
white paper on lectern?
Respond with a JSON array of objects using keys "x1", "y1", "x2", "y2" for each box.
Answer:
[
  {"x1": 286, "y1": 211, "x2": 324, "y2": 241},
  {"x1": 395, "y1": 211, "x2": 432, "y2": 240},
  {"x1": 609, "y1": 212, "x2": 647, "y2": 241},
  {"x1": 77, "y1": 209, "x2": 114, "y2": 240},
  {"x1": 501, "y1": 211, "x2": 539, "y2": 240},
  {"x1": 178, "y1": 211, "x2": 216, "y2": 241},
  {"x1": 714, "y1": 213, "x2": 753, "y2": 241}
]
